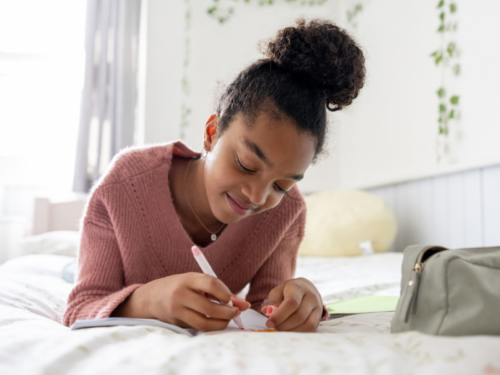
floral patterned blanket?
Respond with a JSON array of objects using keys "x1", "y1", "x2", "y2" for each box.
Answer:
[{"x1": 0, "y1": 254, "x2": 499, "y2": 375}]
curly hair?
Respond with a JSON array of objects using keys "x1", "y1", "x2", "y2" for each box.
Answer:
[{"x1": 216, "y1": 19, "x2": 366, "y2": 161}]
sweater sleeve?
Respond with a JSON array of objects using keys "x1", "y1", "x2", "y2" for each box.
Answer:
[
  {"x1": 245, "y1": 208, "x2": 330, "y2": 321},
  {"x1": 245, "y1": 207, "x2": 305, "y2": 311},
  {"x1": 62, "y1": 195, "x2": 143, "y2": 327}
]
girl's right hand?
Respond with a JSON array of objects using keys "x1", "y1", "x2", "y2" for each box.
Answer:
[{"x1": 112, "y1": 272, "x2": 249, "y2": 332}]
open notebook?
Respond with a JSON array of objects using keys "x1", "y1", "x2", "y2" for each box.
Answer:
[{"x1": 70, "y1": 309, "x2": 274, "y2": 337}]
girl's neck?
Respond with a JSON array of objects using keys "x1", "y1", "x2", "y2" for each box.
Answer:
[{"x1": 169, "y1": 156, "x2": 224, "y2": 245}]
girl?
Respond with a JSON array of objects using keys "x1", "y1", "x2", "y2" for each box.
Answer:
[{"x1": 63, "y1": 19, "x2": 365, "y2": 332}]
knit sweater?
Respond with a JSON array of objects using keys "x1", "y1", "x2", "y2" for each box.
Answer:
[{"x1": 63, "y1": 141, "x2": 324, "y2": 328}]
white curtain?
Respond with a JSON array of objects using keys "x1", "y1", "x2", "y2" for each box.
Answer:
[{"x1": 73, "y1": 0, "x2": 142, "y2": 193}]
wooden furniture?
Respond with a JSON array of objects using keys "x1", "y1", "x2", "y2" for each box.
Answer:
[{"x1": 33, "y1": 197, "x2": 87, "y2": 235}]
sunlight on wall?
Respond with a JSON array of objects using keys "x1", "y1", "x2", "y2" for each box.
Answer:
[
  {"x1": 0, "y1": 0, "x2": 85, "y2": 256},
  {"x1": 0, "y1": 0, "x2": 85, "y2": 189}
]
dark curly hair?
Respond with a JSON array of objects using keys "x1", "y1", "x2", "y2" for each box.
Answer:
[{"x1": 216, "y1": 19, "x2": 366, "y2": 161}]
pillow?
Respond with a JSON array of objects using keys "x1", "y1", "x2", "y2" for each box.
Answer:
[
  {"x1": 299, "y1": 190, "x2": 397, "y2": 257},
  {"x1": 19, "y1": 230, "x2": 80, "y2": 257},
  {"x1": 62, "y1": 259, "x2": 77, "y2": 283}
]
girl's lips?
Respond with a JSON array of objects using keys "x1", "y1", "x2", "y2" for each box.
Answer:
[{"x1": 226, "y1": 193, "x2": 252, "y2": 216}]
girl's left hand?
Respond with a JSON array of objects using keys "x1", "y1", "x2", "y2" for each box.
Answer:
[{"x1": 262, "y1": 278, "x2": 323, "y2": 332}]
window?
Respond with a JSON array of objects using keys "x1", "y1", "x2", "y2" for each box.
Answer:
[{"x1": 0, "y1": 0, "x2": 85, "y2": 226}]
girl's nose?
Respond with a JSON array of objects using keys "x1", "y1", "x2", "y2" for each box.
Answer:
[{"x1": 241, "y1": 183, "x2": 269, "y2": 206}]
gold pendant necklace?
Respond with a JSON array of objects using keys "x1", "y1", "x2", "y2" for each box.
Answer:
[{"x1": 183, "y1": 158, "x2": 225, "y2": 242}]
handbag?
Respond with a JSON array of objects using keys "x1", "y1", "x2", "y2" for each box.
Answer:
[{"x1": 391, "y1": 244, "x2": 500, "y2": 336}]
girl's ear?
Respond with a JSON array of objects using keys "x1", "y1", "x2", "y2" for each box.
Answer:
[{"x1": 203, "y1": 114, "x2": 218, "y2": 152}]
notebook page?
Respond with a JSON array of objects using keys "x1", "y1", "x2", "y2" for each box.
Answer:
[{"x1": 194, "y1": 309, "x2": 271, "y2": 336}]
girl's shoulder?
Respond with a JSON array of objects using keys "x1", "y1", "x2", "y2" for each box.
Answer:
[
  {"x1": 90, "y1": 140, "x2": 200, "y2": 193},
  {"x1": 271, "y1": 185, "x2": 306, "y2": 219},
  {"x1": 90, "y1": 142, "x2": 180, "y2": 194}
]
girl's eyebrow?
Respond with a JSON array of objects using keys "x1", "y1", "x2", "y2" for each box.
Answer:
[
  {"x1": 242, "y1": 137, "x2": 304, "y2": 181},
  {"x1": 243, "y1": 137, "x2": 273, "y2": 167}
]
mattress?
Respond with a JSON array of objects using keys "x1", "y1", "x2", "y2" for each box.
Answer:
[{"x1": 1, "y1": 253, "x2": 499, "y2": 375}]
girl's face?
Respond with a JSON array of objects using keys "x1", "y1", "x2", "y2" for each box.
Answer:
[{"x1": 203, "y1": 111, "x2": 316, "y2": 224}]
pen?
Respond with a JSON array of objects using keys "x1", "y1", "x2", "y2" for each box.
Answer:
[{"x1": 190, "y1": 245, "x2": 245, "y2": 330}]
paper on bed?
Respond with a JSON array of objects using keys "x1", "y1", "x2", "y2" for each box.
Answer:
[
  {"x1": 70, "y1": 308, "x2": 272, "y2": 336},
  {"x1": 326, "y1": 296, "x2": 399, "y2": 314}
]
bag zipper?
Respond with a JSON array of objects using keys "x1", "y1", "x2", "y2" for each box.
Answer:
[{"x1": 400, "y1": 246, "x2": 448, "y2": 323}]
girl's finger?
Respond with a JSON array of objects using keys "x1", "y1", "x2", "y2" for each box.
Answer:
[
  {"x1": 199, "y1": 293, "x2": 250, "y2": 312},
  {"x1": 184, "y1": 290, "x2": 240, "y2": 321},
  {"x1": 178, "y1": 306, "x2": 233, "y2": 332},
  {"x1": 189, "y1": 273, "x2": 232, "y2": 304},
  {"x1": 274, "y1": 295, "x2": 319, "y2": 331},
  {"x1": 266, "y1": 287, "x2": 304, "y2": 329},
  {"x1": 286, "y1": 307, "x2": 322, "y2": 333},
  {"x1": 230, "y1": 296, "x2": 251, "y2": 311},
  {"x1": 267, "y1": 282, "x2": 286, "y2": 308}
]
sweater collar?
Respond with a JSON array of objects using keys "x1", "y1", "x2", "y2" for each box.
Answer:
[{"x1": 171, "y1": 140, "x2": 201, "y2": 160}]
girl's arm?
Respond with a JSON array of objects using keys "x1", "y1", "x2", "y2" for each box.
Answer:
[
  {"x1": 245, "y1": 208, "x2": 329, "y2": 332},
  {"x1": 62, "y1": 192, "x2": 144, "y2": 327},
  {"x1": 63, "y1": 191, "x2": 246, "y2": 331}
]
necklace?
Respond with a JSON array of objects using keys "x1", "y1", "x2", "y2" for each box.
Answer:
[{"x1": 183, "y1": 158, "x2": 225, "y2": 242}]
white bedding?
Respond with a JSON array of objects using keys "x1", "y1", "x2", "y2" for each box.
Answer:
[{"x1": 1, "y1": 253, "x2": 499, "y2": 375}]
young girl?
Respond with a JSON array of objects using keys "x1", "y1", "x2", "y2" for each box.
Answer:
[{"x1": 63, "y1": 19, "x2": 365, "y2": 332}]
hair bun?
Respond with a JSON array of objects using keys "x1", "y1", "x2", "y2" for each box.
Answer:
[{"x1": 264, "y1": 19, "x2": 365, "y2": 111}]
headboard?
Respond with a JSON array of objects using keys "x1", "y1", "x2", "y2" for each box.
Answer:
[{"x1": 33, "y1": 197, "x2": 87, "y2": 235}]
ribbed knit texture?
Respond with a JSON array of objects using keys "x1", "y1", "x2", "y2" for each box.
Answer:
[{"x1": 63, "y1": 141, "x2": 328, "y2": 328}]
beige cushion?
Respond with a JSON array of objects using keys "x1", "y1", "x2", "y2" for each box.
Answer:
[{"x1": 299, "y1": 190, "x2": 397, "y2": 257}]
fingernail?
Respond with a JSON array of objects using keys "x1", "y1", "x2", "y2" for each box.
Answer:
[
  {"x1": 263, "y1": 305, "x2": 276, "y2": 317},
  {"x1": 266, "y1": 320, "x2": 275, "y2": 329},
  {"x1": 246, "y1": 301, "x2": 251, "y2": 308}
]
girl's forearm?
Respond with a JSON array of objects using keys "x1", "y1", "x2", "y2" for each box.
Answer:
[{"x1": 111, "y1": 284, "x2": 153, "y2": 319}]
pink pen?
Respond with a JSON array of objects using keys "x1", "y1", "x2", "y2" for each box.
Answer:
[{"x1": 191, "y1": 245, "x2": 245, "y2": 330}]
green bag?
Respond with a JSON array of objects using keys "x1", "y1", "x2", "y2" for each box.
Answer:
[{"x1": 391, "y1": 244, "x2": 500, "y2": 336}]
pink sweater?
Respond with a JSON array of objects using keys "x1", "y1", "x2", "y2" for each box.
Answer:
[{"x1": 63, "y1": 141, "x2": 325, "y2": 327}]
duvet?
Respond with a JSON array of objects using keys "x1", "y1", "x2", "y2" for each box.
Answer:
[{"x1": 0, "y1": 253, "x2": 499, "y2": 375}]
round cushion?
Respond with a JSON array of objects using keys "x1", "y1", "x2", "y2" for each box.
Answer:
[{"x1": 298, "y1": 190, "x2": 397, "y2": 257}]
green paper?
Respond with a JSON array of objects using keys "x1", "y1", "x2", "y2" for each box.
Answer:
[{"x1": 326, "y1": 296, "x2": 399, "y2": 314}]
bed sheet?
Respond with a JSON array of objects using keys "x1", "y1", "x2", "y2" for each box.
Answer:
[{"x1": 1, "y1": 254, "x2": 499, "y2": 375}]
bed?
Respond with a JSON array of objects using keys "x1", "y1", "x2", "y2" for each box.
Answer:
[{"x1": 1, "y1": 243, "x2": 499, "y2": 375}]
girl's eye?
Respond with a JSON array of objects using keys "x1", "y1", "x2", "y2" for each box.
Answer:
[
  {"x1": 236, "y1": 156, "x2": 254, "y2": 173},
  {"x1": 275, "y1": 183, "x2": 288, "y2": 194},
  {"x1": 236, "y1": 156, "x2": 288, "y2": 194}
]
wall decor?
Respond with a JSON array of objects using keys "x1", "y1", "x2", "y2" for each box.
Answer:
[
  {"x1": 431, "y1": 0, "x2": 460, "y2": 163},
  {"x1": 180, "y1": 0, "x2": 331, "y2": 139}
]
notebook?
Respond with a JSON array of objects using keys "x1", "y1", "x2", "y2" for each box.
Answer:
[
  {"x1": 70, "y1": 309, "x2": 275, "y2": 337},
  {"x1": 326, "y1": 295, "x2": 399, "y2": 315}
]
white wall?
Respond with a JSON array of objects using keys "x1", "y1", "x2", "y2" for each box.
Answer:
[
  {"x1": 139, "y1": 0, "x2": 500, "y2": 192},
  {"x1": 369, "y1": 164, "x2": 500, "y2": 252},
  {"x1": 335, "y1": 0, "x2": 500, "y2": 190},
  {"x1": 137, "y1": 0, "x2": 185, "y2": 144}
]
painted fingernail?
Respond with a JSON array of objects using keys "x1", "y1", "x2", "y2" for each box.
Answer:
[
  {"x1": 262, "y1": 306, "x2": 269, "y2": 315},
  {"x1": 263, "y1": 306, "x2": 277, "y2": 317}
]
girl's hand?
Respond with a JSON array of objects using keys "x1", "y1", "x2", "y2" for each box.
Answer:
[
  {"x1": 262, "y1": 278, "x2": 323, "y2": 332},
  {"x1": 113, "y1": 272, "x2": 250, "y2": 332}
]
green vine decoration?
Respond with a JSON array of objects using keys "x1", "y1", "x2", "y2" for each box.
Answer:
[
  {"x1": 346, "y1": 2, "x2": 364, "y2": 28},
  {"x1": 180, "y1": 0, "x2": 192, "y2": 140},
  {"x1": 430, "y1": 0, "x2": 460, "y2": 160},
  {"x1": 207, "y1": 0, "x2": 328, "y2": 24}
]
